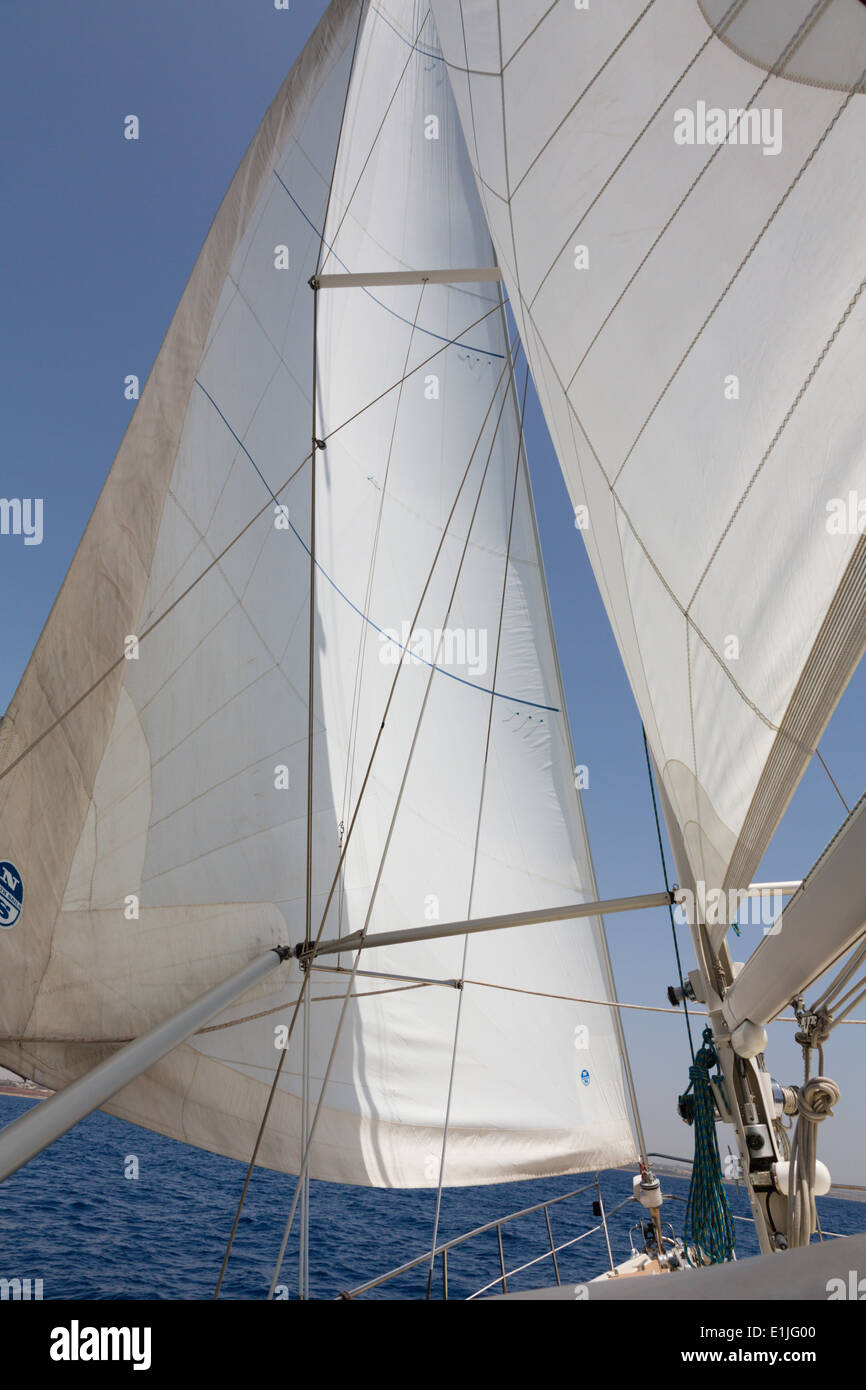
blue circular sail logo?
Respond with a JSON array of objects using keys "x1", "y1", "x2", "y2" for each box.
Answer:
[
  {"x1": 0, "y1": 861, "x2": 23, "y2": 930},
  {"x1": 580, "y1": 1069, "x2": 590, "y2": 1087}
]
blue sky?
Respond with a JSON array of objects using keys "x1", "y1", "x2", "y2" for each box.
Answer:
[{"x1": 2, "y1": 0, "x2": 864, "y2": 1176}]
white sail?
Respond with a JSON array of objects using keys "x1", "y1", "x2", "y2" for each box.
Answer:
[
  {"x1": 0, "y1": 0, "x2": 635, "y2": 1186},
  {"x1": 429, "y1": 0, "x2": 866, "y2": 921}
]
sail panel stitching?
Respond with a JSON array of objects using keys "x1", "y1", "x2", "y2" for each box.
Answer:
[
  {"x1": 515, "y1": 0, "x2": 661, "y2": 208},
  {"x1": 612, "y1": 492, "x2": 779, "y2": 733},
  {"x1": 321, "y1": 6, "x2": 433, "y2": 270},
  {"x1": 195, "y1": 380, "x2": 559, "y2": 710},
  {"x1": 687, "y1": 272, "x2": 866, "y2": 610},
  {"x1": 274, "y1": 173, "x2": 504, "y2": 356},
  {"x1": 527, "y1": 0, "x2": 744, "y2": 307},
  {"x1": 564, "y1": 0, "x2": 833, "y2": 392},
  {"x1": 612, "y1": 63, "x2": 866, "y2": 489}
]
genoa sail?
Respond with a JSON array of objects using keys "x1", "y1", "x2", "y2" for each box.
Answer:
[
  {"x1": 0, "y1": 0, "x2": 635, "y2": 1185},
  {"x1": 429, "y1": 0, "x2": 866, "y2": 928}
]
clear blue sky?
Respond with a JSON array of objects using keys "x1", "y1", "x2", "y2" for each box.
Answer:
[{"x1": 2, "y1": 0, "x2": 864, "y2": 1176}]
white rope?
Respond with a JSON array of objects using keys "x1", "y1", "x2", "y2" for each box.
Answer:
[
  {"x1": 787, "y1": 1071, "x2": 841, "y2": 1250},
  {"x1": 787, "y1": 982, "x2": 843, "y2": 1251}
]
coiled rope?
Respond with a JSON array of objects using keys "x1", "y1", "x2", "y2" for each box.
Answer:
[
  {"x1": 679, "y1": 1027, "x2": 736, "y2": 1264},
  {"x1": 788, "y1": 1014, "x2": 841, "y2": 1249},
  {"x1": 785, "y1": 928, "x2": 863, "y2": 1247}
]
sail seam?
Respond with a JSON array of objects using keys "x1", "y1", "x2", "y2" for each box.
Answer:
[
  {"x1": 612, "y1": 62, "x2": 866, "y2": 489},
  {"x1": 616, "y1": 495, "x2": 779, "y2": 732},
  {"x1": 273, "y1": 172, "x2": 504, "y2": 355},
  {"x1": 194, "y1": 379, "x2": 559, "y2": 710},
  {"x1": 590, "y1": 403, "x2": 668, "y2": 755},
  {"x1": 482, "y1": 285, "x2": 785, "y2": 742},
  {"x1": 496, "y1": 0, "x2": 531, "y2": 355},
  {"x1": 321, "y1": 6, "x2": 433, "y2": 271},
  {"x1": 564, "y1": 0, "x2": 833, "y2": 392},
  {"x1": 527, "y1": 0, "x2": 744, "y2": 310},
  {"x1": 372, "y1": 2, "x2": 443, "y2": 61},
  {"x1": 557, "y1": 400, "x2": 780, "y2": 733},
  {"x1": 524, "y1": 326, "x2": 661, "y2": 755},
  {"x1": 500, "y1": 0, "x2": 561, "y2": 75},
  {"x1": 697, "y1": 0, "x2": 866, "y2": 95},
  {"x1": 501, "y1": 316, "x2": 783, "y2": 733},
  {"x1": 0, "y1": 298, "x2": 507, "y2": 798},
  {"x1": 537, "y1": 324, "x2": 849, "y2": 762},
  {"x1": 402, "y1": 0, "x2": 561, "y2": 76},
  {"x1": 688, "y1": 272, "x2": 866, "y2": 610},
  {"x1": 456, "y1": 0, "x2": 508, "y2": 307},
  {"x1": 515, "y1": 0, "x2": 661, "y2": 207},
  {"x1": 489, "y1": 0, "x2": 528, "y2": 407}
]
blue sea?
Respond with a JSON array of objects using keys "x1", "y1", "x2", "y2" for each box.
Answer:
[{"x1": 1, "y1": 1096, "x2": 863, "y2": 1301}]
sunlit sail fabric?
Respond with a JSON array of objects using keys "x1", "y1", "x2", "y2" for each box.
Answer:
[
  {"x1": 0, "y1": 0, "x2": 635, "y2": 1185},
  {"x1": 430, "y1": 0, "x2": 866, "y2": 912}
]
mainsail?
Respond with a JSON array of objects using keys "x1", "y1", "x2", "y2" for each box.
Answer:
[
  {"x1": 0, "y1": 0, "x2": 635, "y2": 1185},
  {"x1": 429, "y1": 0, "x2": 866, "y2": 919}
]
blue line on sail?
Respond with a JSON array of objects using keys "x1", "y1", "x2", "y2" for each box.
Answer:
[
  {"x1": 193, "y1": 378, "x2": 560, "y2": 714},
  {"x1": 272, "y1": 172, "x2": 505, "y2": 360}
]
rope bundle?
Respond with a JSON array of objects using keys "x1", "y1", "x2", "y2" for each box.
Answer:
[
  {"x1": 787, "y1": 1073, "x2": 841, "y2": 1248},
  {"x1": 680, "y1": 1027, "x2": 736, "y2": 1265}
]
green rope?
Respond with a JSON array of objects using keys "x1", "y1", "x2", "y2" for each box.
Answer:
[{"x1": 679, "y1": 1027, "x2": 736, "y2": 1265}]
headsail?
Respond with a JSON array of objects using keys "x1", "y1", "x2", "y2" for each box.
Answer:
[
  {"x1": 0, "y1": 0, "x2": 635, "y2": 1185},
  {"x1": 429, "y1": 0, "x2": 866, "y2": 919}
]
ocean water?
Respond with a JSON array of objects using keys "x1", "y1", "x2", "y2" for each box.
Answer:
[{"x1": 0, "y1": 1096, "x2": 863, "y2": 1300}]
